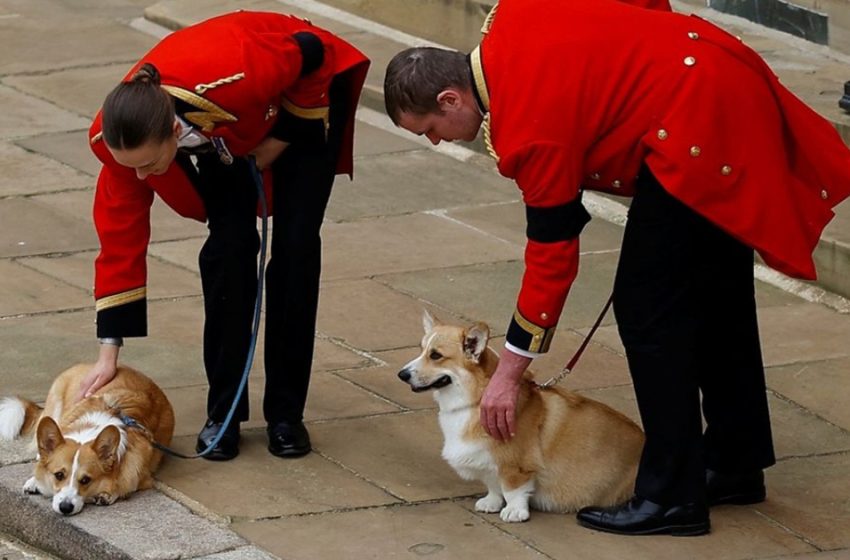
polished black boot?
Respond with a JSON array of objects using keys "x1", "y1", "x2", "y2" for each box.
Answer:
[
  {"x1": 267, "y1": 420, "x2": 311, "y2": 458},
  {"x1": 706, "y1": 469, "x2": 765, "y2": 506},
  {"x1": 577, "y1": 496, "x2": 710, "y2": 536},
  {"x1": 196, "y1": 419, "x2": 240, "y2": 461}
]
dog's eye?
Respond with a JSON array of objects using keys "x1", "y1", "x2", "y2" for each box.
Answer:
[
  {"x1": 429, "y1": 350, "x2": 443, "y2": 360},
  {"x1": 79, "y1": 476, "x2": 91, "y2": 486},
  {"x1": 54, "y1": 471, "x2": 65, "y2": 481}
]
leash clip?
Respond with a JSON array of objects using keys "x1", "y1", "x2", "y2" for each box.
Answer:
[{"x1": 211, "y1": 136, "x2": 234, "y2": 165}]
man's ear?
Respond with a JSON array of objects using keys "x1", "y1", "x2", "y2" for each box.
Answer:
[{"x1": 436, "y1": 89, "x2": 462, "y2": 112}]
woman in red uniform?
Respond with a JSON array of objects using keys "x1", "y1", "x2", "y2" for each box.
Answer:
[
  {"x1": 384, "y1": 0, "x2": 850, "y2": 535},
  {"x1": 82, "y1": 11, "x2": 369, "y2": 461}
]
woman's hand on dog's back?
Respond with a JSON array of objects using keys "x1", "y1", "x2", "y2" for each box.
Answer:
[{"x1": 78, "y1": 345, "x2": 120, "y2": 401}]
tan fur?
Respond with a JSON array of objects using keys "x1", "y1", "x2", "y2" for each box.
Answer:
[
  {"x1": 8, "y1": 364, "x2": 174, "y2": 514},
  {"x1": 400, "y1": 315, "x2": 644, "y2": 520}
]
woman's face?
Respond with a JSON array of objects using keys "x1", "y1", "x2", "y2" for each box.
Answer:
[{"x1": 108, "y1": 123, "x2": 179, "y2": 180}]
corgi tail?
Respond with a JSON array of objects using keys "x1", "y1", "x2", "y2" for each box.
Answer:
[{"x1": 0, "y1": 397, "x2": 42, "y2": 440}]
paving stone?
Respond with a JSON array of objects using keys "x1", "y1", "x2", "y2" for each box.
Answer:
[
  {"x1": 15, "y1": 130, "x2": 101, "y2": 178},
  {"x1": 0, "y1": 260, "x2": 90, "y2": 316},
  {"x1": 0, "y1": 197, "x2": 97, "y2": 258},
  {"x1": 325, "y1": 149, "x2": 516, "y2": 222},
  {"x1": 0, "y1": 8, "x2": 154, "y2": 76},
  {"x1": 482, "y1": 500, "x2": 814, "y2": 560},
  {"x1": 352, "y1": 121, "x2": 422, "y2": 157},
  {"x1": 321, "y1": 212, "x2": 522, "y2": 281},
  {"x1": 768, "y1": 356, "x2": 850, "y2": 432},
  {"x1": 767, "y1": 392, "x2": 850, "y2": 459},
  {"x1": 0, "y1": 85, "x2": 89, "y2": 140},
  {"x1": 0, "y1": 439, "x2": 36, "y2": 468},
  {"x1": 317, "y1": 278, "x2": 466, "y2": 352},
  {"x1": 194, "y1": 546, "x2": 279, "y2": 560},
  {"x1": 0, "y1": 142, "x2": 91, "y2": 197},
  {"x1": 312, "y1": 410, "x2": 482, "y2": 502},
  {"x1": 758, "y1": 453, "x2": 850, "y2": 550},
  {"x1": 158, "y1": 430, "x2": 398, "y2": 519},
  {"x1": 232, "y1": 501, "x2": 547, "y2": 560},
  {"x1": 758, "y1": 303, "x2": 850, "y2": 366}
]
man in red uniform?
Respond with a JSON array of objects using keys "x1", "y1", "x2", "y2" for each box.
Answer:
[
  {"x1": 384, "y1": 0, "x2": 850, "y2": 536},
  {"x1": 84, "y1": 11, "x2": 369, "y2": 461}
]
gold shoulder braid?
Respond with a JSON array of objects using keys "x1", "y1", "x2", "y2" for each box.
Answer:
[
  {"x1": 480, "y1": 2, "x2": 498, "y2": 34},
  {"x1": 161, "y1": 85, "x2": 238, "y2": 132},
  {"x1": 194, "y1": 72, "x2": 245, "y2": 95},
  {"x1": 470, "y1": 45, "x2": 498, "y2": 163}
]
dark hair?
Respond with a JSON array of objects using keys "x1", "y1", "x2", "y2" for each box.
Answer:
[
  {"x1": 384, "y1": 47, "x2": 471, "y2": 125},
  {"x1": 102, "y1": 63, "x2": 175, "y2": 150}
]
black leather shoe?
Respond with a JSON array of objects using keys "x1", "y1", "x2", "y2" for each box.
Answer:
[
  {"x1": 196, "y1": 419, "x2": 240, "y2": 461},
  {"x1": 706, "y1": 468, "x2": 765, "y2": 506},
  {"x1": 267, "y1": 420, "x2": 311, "y2": 458},
  {"x1": 577, "y1": 496, "x2": 710, "y2": 536}
]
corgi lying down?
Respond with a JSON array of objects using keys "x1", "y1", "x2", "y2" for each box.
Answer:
[
  {"x1": 398, "y1": 313, "x2": 644, "y2": 522},
  {"x1": 0, "y1": 364, "x2": 174, "y2": 515}
]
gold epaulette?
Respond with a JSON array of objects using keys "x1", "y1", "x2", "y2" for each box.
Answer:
[{"x1": 161, "y1": 85, "x2": 238, "y2": 133}]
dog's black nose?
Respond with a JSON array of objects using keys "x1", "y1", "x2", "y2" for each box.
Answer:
[
  {"x1": 58, "y1": 500, "x2": 75, "y2": 515},
  {"x1": 398, "y1": 369, "x2": 411, "y2": 382}
]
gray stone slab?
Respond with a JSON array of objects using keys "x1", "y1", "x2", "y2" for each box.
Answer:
[
  {"x1": 20, "y1": 251, "x2": 201, "y2": 300},
  {"x1": 233, "y1": 501, "x2": 547, "y2": 560},
  {"x1": 353, "y1": 121, "x2": 422, "y2": 158},
  {"x1": 759, "y1": 303, "x2": 850, "y2": 367},
  {"x1": 0, "y1": 260, "x2": 91, "y2": 317},
  {"x1": 0, "y1": 142, "x2": 91, "y2": 197},
  {"x1": 5, "y1": 63, "x2": 133, "y2": 120},
  {"x1": 312, "y1": 410, "x2": 482, "y2": 502},
  {"x1": 0, "y1": 535, "x2": 52, "y2": 560},
  {"x1": 157, "y1": 430, "x2": 398, "y2": 519},
  {"x1": 15, "y1": 130, "x2": 101, "y2": 178},
  {"x1": 0, "y1": 85, "x2": 89, "y2": 141},
  {"x1": 195, "y1": 547, "x2": 280, "y2": 560},
  {"x1": 0, "y1": 9, "x2": 154, "y2": 76},
  {"x1": 326, "y1": 149, "x2": 516, "y2": 222},
  {"x1": 0, "y1": 197, "x2": 97, "y2": 258},
  {"x1": 321, "y1": 213, "x2": 523, "y2": 281},
  {"x1": 768, "y1": 391, "x2": 850, "y2": 459},
  {"x1": 768, "y1": 356, "x2": 850, "y2": 432},
  {"x1": 0, "y1": 439, "x2": 36, "y2": 468}
]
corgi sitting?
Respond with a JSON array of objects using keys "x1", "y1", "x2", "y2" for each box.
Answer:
[
  {"x1": 398, "y1": 312, "x2": 645, "y2": 522},
  {"x1": 0, "y1": 364, "x2": 174, "y2": 515}
]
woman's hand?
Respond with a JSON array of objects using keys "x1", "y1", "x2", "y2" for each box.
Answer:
[
  {"x1": 249, "y1": 137, "x2": 290, "y2": 170},
  {"x1": 78, "y1": 344, "x2": 121, "y2": 401},
  {"x1": 479, "y1": 347, "x2": 532, "y2": 441}
]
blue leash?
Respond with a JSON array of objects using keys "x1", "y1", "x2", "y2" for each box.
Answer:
[{"x1": 123, "y1": 156, "x2": 268, "y2": 459}]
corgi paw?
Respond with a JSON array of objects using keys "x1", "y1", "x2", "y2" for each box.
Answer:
[
  {"x1": 475, "y1": 494, "x2": 504, "y2": 513},
  {"x1": 93, "y1": 493, "x2": 116, "y2": 506},
  {"x1": 500, "y1": 504, "x2": 530, "y2": 523},
  {"x1": 22, "y1": 477, "x2": 40, "y2": 495}
]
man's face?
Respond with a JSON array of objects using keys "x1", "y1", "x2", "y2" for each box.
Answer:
[{"x1": 397, "y1": 103, "x2": 483, "y2": 146}]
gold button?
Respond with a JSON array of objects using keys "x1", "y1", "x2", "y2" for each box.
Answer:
[
  {"x1": 821, "y1": 189, "x2": 828, "y2": 200},
  {"x1": 690, "y1": 146, "x2": 701, "y2": 157},
  {"x1": 721, "y1": 165, "x2": 732, "y2": 175},
  {"x1": 533, "y1": 334, "x2": 541, "y2": 341},
  {"x1": 612, "y1": 180, "x2": 622, "y2": 188},
  {"x1": 657, "y1": 129, "x2": 669, "y2": 140},
  {"x1": 684, "y1": 56, "x2": 696, "y2": 66},
  {"x1": 688, "y1": 32, "x2": 699, "y2": 40},
  {"x1": 540, "y1": 312, "x2": 549, "y2": 321},
  {"x1": 590, "y1": 173, "x2": 600, "y2": 180}
]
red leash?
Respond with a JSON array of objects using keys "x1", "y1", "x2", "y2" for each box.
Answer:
[{"x1": 533, "y1": 294, "x2": 614, "y2": 389}]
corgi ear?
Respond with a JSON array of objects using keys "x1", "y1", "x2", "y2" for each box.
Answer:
[
  {"x1": 464, "y1": 322, "x2": 490, "y2": 363},
  {"x1": 36, "y1": 417, "x2": 64, "y2": 457},
  {"x1": 93, "y1": 425, "x2": 121, "y2": 471},
  {"x1": 422, "y1": 309, "x2": 441, "y2": 334}
]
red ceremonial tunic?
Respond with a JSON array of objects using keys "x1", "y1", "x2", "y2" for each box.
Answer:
[
  {"x1": 88, "y1": 11, "x2": 369, "y2": 337},
  {"x1": 472, "y1": 0, "x2": 850, "y2": 353}
]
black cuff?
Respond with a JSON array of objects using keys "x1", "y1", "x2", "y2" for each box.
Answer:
[
  {"x1": 293, "y1": 32, "x2": 324, "y2": 77},
  {"x1": 505, "y1": 309, "x2": 556, "y2": 353},
  {"x1": 526, "y1": 192, "x2": 591, "y2": 243},
  {"x1": 96, "y1": 300, "x2": 147, "y2": 338}
]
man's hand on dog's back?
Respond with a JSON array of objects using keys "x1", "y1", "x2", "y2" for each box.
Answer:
[
  {"x1": 480, "y1": 348, "x2": 531, "y2": 441},
  {"x1": 78, "y1": 345, "x2": 120, "y2": 401}
]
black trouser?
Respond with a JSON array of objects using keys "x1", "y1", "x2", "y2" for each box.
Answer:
[
  {"x1": 191, "y1": 79, "x2": 348, "y2": 426},
  {"x1": 613, "y1": 170, "x2": 776, "y2": 506}
]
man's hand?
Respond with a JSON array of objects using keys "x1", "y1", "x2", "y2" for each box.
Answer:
[
  {"x1": 78, "y1": 344, "x2": 120, "y2": 401},
  {"x1": 480, "y1": 347, "x2": 532, "y2": 441},
  {"x1": 249, "y1": 137, "x2": 289, "y2": 170}
]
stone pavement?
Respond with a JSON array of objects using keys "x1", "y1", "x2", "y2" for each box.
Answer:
[{"x1": 0, "y1": 0, "x2": 849, "y2": 558}]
